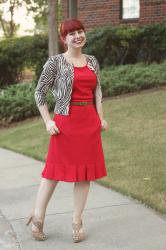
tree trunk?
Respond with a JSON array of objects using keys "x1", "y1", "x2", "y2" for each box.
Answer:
[
  {"x1": 48, "y1": 0, "x2": 59, "y2": 56},
  {"x1": 9, "y1": 0, "x2": 15, "y2": 37}
]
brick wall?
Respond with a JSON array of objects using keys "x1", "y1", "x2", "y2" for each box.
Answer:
[
  {"x1": 140, "y1": 0, "x2": 166, "y2": 25},
  {"x1": 61, "y1": 0, "x2": 166, "y2": 30}
]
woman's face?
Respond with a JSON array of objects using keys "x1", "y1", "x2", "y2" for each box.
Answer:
[{"x1": 63, "y1": 29, "x2": 86, "y2": 49}]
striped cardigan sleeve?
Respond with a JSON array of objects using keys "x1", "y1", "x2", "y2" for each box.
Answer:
[{"x1": 34, "y1": 56, "x2": 57, "y2": 107}]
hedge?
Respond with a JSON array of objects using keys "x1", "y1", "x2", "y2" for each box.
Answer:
[
  {"x1": 0, "y1": 35, "x2": 48, "y2": 87},
  {"x1": 85, "y1": 23, "x2": 166, "y2": 67},
  {"x1": 1, "y1": 61, "x2": 166, "y2": 126},
  {"x1": 0, "y1": 82, "x2": 54, "y2": 126},
  {"x1": 100, "y1": 61, "x2": 166, "y2": 97}
]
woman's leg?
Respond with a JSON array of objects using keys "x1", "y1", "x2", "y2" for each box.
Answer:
[
  {"x1": 73, "y1": 181, "x2": 90, "y2": 223},
  {"x1": 32, "y1": 177, "x2": 59, "y2": 232}
]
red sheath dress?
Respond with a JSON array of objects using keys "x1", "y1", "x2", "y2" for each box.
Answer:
[{"x1": 41, "y1": 64, "x2": 107, "y2": 182}]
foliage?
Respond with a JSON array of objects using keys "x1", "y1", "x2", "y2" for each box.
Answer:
[
  {"x1": 25, "y1": 0, "x2": 48, "y2": 34},
  {"x1": 0, "y1": 34, "x2": 48, "y2": 87},
  {"x1": 0, "y1": 0, "x2": 22, "y2": 38},
  {"x1": 25, "y1": 0, "x2": 63, "y2": 34},
  {"x1": 0, "y1": 81, "x2": 54, "y2": 125},
  {"x1": 84, "y1": 23, "x2": 166, "y2": 67},
  {"x1": 100, "y1": 61, "x2": 166, "y2": 97}
]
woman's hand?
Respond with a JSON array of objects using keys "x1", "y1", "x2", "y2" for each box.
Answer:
[
  {"x1": 101, "y1": 119, "x2": 109, "y2": 131},
  {"x1": 46, "y1": 120, "x2": 60, "y2": 135}
]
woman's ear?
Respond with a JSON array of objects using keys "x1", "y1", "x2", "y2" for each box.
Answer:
[
  {"x1": 60, "y1": 35, "x2": 66, "y2": 44},
  {"x1": 63, "y1": 34, "x2": 68, "y2": 45},
  {"x1": 60, "y1": 35, "x2": 67, "y2": 51}
]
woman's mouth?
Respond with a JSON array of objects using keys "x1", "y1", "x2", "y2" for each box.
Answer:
[{"x1": 74, "y1": 40, "x2": 83, "y2": 44}]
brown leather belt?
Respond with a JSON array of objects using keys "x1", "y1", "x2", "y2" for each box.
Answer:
[{"x1": 70, "y1": 101, "x2": 94, "y2": 106}]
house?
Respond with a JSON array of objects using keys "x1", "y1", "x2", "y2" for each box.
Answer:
[{"x1": 61, "y1": 0, "x2": 166, "y2": 30}]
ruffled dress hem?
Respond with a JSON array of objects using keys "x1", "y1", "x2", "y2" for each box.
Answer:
[{"x1": 41, "y1": 162, "x2": 107, "y2": 182}]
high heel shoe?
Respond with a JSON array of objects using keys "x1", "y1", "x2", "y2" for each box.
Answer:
[
  {"x1": 25, "y1": 211, "x2": 47, "y2": 241},
  {"x1": 72, "y1": 219, "x2": 85, "y2": 243}
]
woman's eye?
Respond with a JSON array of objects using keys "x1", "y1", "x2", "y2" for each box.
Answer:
[
  {"x1": 78, "y1": 30, "x2": 83, "y2": 33},
  {"x1": 69, "y1": 30, "x2": 83, "y2": 35}
]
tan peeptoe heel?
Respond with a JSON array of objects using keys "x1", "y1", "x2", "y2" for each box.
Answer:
[
  {"x1": 26, "y1": 211, "x2": 47, "y2": 241},
  {"x1": 72, "y1": 219, "x2": 85, "y2": 243}
]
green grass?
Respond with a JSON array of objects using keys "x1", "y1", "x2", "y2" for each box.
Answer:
[{"x1": 0, "y1": 89, "x2": 166, "y2": 216}]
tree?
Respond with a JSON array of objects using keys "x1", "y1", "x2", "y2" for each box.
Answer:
[
  {"x1": 48, "y1": 0, "x2": 59, "y2": 56},
  {"x1": 25, "y1": 0, "x2": 61, "y2": 55},
  {"x1": 0, "y1": 0, "x2": 22, "y2": 38},
  {"x1": 25, "y1": 0, "x2": 48, "y2": 34}
]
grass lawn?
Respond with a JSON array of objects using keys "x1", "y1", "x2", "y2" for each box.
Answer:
[{"x1": 0, "y1": 89, "x2": 166, "y2": 216}]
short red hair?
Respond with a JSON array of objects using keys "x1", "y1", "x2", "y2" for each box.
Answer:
[{"x1": 59, "y1": 18, "x2": 85, "y2": 51}]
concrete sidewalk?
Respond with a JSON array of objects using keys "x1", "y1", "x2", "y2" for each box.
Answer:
[{"x1": 0, "y1": 147, "x2": 166, "y2": 250}]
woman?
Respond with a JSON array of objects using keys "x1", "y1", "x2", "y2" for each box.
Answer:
[{"x1": 26, "y1": 18, "x2": 108, "y2": 243}]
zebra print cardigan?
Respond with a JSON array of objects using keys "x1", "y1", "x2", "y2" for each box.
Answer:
[{"x1": 34, "y1": 53, "x2": 103, "y2": 115}]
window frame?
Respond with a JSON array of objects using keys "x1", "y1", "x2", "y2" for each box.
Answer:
[{"x1": 120, "y1": 0, "x2": 140, "y2": 22}]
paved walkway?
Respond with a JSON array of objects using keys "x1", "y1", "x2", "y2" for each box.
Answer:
[{"x1": 0, "y1": 147, "x2": 166, "y2": 250}]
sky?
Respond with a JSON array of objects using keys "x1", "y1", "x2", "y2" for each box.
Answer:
[{"x1": 0, "y1": 2, "x2": 35, "y2": 37}]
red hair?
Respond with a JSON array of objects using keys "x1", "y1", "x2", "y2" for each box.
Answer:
[{"x1": 59, "y1": 18, "x2": 85, "y2": 51}]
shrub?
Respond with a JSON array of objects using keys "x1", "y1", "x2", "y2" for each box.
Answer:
[
  {"x1": 137, "y1": 24, "x2": 166, "y2": 63},
  {"x1": 0, "y1": 82, "x2": 54, "y2": 126},
  {"x1": 101, "y1": 61, "x2": 166, "y2": 97},
  {"x1": 84, "y1": 23, "x2": 166, "y2": 67},
  {"x1": 0, "y1": 35, "x2": 48, "y2": 87}
]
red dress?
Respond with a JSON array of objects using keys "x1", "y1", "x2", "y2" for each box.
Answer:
[{"x1": 41, "y1": 64, "x2": 107, "y2": 182}]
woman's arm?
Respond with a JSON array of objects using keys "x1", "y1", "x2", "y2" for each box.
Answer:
[
  {"x1": 34, "y1": 57, "x2": 56, "y2": 108},
  {"x1": 34, "y1": 57, "x2": 60, "y2": 135},
  {"x1": 98, "y1": 102, "x2": 104, "y2": 121},
  {"x1": 94, "y1": 57, "x2": 104, "y2": 120},
  {"x1": 38, "y1": 104, "x2": 52, "y2": 125},
  {"x1": 38, "y1": 104, "x2": 60, "y2": 135},
  {"x1": 98, "y1": 101, "x2": 109, "y2": 131},
  {"x1": 95, "y1": 57, "x2": 109, "y2": 131}
]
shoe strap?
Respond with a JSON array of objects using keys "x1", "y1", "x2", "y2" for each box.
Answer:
[
  {"x1": 32, "y1": 216, "x2": 43, "y2": 232},
  {"x1": 72, "y1": 220, "x2": 83, "y2": 231}
]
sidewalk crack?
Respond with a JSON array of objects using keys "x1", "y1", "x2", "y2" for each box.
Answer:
[{"x1": 0, "y1": 210, "x2": 22, "y2": 250}]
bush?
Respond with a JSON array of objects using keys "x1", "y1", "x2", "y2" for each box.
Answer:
[
  {"x1": 0, "y1": 35, "x2": 48, "y2": 87},
  {"x1": 84, "y1": 23, "x2": 166, "y2": 67},
  {"x1": 137, "y1": 24, "x2": 166, "y2": 63},
  {"x1": 101, "y1": 61, "x2": 166, "y2": 97},
  {"x1": 0, "y1": 82, "x2": 54, "y2": 126}
]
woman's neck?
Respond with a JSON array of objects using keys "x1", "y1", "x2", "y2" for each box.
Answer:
[{"x1": 64, "y1": 49, "x2": 82, "y2": 58}]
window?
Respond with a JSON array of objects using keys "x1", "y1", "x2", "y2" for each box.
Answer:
[{"x1": 122, "y1": 0, "x2": 140, "y2": 19}]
